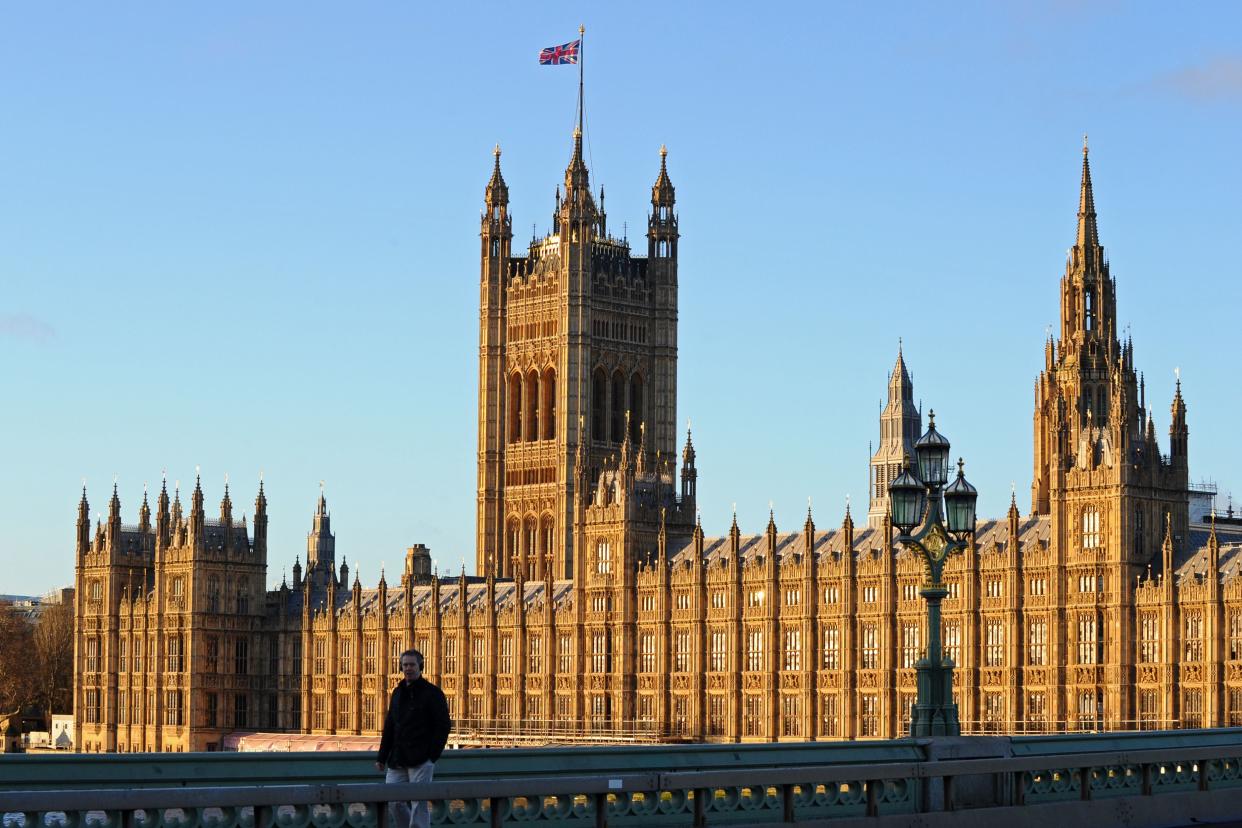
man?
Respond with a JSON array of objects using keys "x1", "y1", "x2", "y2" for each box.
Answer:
[{"x1": 376, "y1": 648, "x2": 451, "y2": 828}]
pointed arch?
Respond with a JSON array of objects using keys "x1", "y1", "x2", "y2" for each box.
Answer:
[
  {"x1": 629, "y1": 372, "x2": 644, "y2": 443},
  {"x1": 592, "y1": 368, "x2": 607, "y2": 441},
  {"x1": 611, "y1": 369, "x2": 626, "y2": 443},
  {"x1": 523, "y1": 515, "x2": 538, "y2": 580},
  {"x1": 525, "y1": 369, "x2": 540, "y2": 442},
  {"x1": 508, "y1": 373, "x2": 522, "y2": 444},
  {"x1": 542, "y1": 366, "x2": 557, "y2": 440},
  {"x1": 539, "y1": 513, "x2": 555, "y2": 579},
  {"x1": 505, "y1": 517, "x2": 520, "y2": 578}
]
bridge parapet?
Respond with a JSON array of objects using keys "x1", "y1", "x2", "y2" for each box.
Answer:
[{"x1": 1, "y1": 731, "x2": 1241, "y2": 826}]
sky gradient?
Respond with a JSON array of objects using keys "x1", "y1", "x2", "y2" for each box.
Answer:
[{"x1": 3, "y1": 2, "x2": 1241, "y2": 595}]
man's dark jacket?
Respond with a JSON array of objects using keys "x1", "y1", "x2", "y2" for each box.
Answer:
[{"x1": 377, "y1": 677, "x2": 451, "y2": 768}]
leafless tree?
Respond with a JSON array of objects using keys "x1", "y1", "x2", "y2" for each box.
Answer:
[
  {"x1": 34, "y1": 600, "x2": 74, "y2": 715},
  {"x1": 0, "y1": 602, "x2": 38, "y2": 719}
]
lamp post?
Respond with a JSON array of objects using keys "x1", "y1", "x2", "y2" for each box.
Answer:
[{"x1": 888, "y1": 410, "x2": 978, "y2": 737}]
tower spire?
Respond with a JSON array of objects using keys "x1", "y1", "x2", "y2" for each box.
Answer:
[{"x1": 1076, "y1": 134, "x2": 1099, "y2": 250}]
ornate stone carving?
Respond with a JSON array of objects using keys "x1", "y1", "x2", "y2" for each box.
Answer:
[{"x1": 779, "y1": 673, "x2": 801, "y2": 690}]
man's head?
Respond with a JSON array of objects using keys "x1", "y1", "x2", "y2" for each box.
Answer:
[{"x1": 400, "y1": 648, "x2": 424, "y2": 683}]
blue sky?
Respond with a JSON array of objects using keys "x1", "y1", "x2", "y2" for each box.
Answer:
[{"x1": 3, "y1": 3, "x2": 1241, "y2": 595}]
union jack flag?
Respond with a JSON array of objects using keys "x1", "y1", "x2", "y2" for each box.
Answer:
[{"x1": 539, "y1": 39, "x2": 580, "y2": 65}]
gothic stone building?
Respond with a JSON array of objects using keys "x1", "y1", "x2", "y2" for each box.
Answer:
[{"x1": 74, "y1": 137, "x2": 1242, "y2": 752}]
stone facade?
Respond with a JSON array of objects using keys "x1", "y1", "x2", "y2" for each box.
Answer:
[{"x1": 74, "y1": 135, "x2": 1242, "y2": 753}]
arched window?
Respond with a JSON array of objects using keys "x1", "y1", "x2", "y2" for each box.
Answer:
[
  {"x1": 525, "y1": 370, "x2": 540, "y2": 442},
  {"x1": 596, "y1": 539, "x2": 611, "y2": 575},
  {"x1": 540, "y1": 515, "x2": 555, "y2": 577},
  {"x1": 629, "y1": 374, "x2": 644, "y2": 442},
  {"x1": 1085, "y1": 288, "x2": 1095, "y2": 331},
  {"x1": 524, "y1": 517, "x2": 538, "y2": 581},
  {"x1": 542, "y1": 367, "x2": 557, "y2": 440},
  {"x1": 1081, "y1": 507, "x2": 1101, "y2": 549},
  {"x1": 610, "y1": 370, "x2": 626, "y2": 443},
  {"x1": 207, "y1": 577, "x2": 220, "y2": 613},
  {"x1": 508, "y1": 373, "x2": 522, "y2": 443},
  {"x1": 236, "y1": 583, "x2": 249, "y2": 615},
  {"x1": 592, "y1": 369, "x2": 606, "y2": 441},
  {"x1": 505, "y1": 519, "x2": 520, "y2": 577}
]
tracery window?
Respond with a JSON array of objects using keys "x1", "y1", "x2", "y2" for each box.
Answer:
[
  {"x1": 1139, "y1": 689, "x2": 1160, "y2": 730},
  {"x1": 743, "y1": 695, "x2": 763, "y2": 736},
  {"x1": 1081, "y1": 508, "x2": 1101, "y2": 549},
  {"x1": 943, "y1": 622, "x2": 961, "y2": 664},
  {"x1": 820, "y1": 694, "x2": 839, "y2": 737},
  {"x1": 639, "y1": 632, "x2": 656, "y2": 673},
  {"x1": 985, "y1": 620, "x2": 1005, "y2": 667},
  {"x1": 781, "y1": 695, "x2": 801, "y2": 737},
  {"x1": 591, "y1": 632, "x2": 609, "y2": 674},
  {"x1": 1076, "y1": 616, "x2": 1098, "y2": 665},
  {"x1": 1184, "y1": 612, "x2": 1203, "y2": 662},
  {"x1": 710, "y1": 630, "x2": 727, "y2": 671},
  {"x1": 861, "y1": 624, "x2": 879, "y2": 669},
  {"x1": 782, "y1": 628, "x2": 801, "y2": 671},
  {"x1": 860, "y1": 695, "x2": 879, "y2": 737},
  {"x1": 1027, "y1": 692, "x2": 1046, "y2": 730},
  {"x1": 471, "y1": 635, "x2": 486, "y2": 673},
  {"x1": 499, "y1": 635, "x2": 512, "y2": 674},
  {"x1": 674, "y1": 632, "x2": 691, "y2": 672},
  {"x1": 822, "y1": 625, "x2": 840, "y2": 669},
  {"x1": 1139, "y1": 614, "x2": 1160, "y2": 663},
  {"x1": 1027, "y1": 619, "x2": 1047, "y2": 665},
  {"x1": 746, "y1": 628, "x2": 764, "y2": 672},
  {"x1": 595, "y1": 539, "x2": 611, "y2": 575},
  {"x1": 528, "y1": 634, "x2": 543, "y2": 673},
  {"x1": 901, "y1": 623, "x2": 921, "y2": 668},
  {"x1": 1183, "y1": 689, "x2": 1203, "y2": 728},
  {"x1": 338, "y1": 638, "x2": 352, "y2": 675}
]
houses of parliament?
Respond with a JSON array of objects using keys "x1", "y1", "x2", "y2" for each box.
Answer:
[{"x1": 73, "y1": 129, "x2": 1242, "y2": 753}]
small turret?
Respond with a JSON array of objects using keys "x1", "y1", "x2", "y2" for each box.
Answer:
[
  {"x1": 76, "y1": 486, "x2": 90, "y2": 555},
  {"x1": 842, "y1": 499, "x2": 856, "y2": 557},
  {"x1": 339, "y1": 556, "x2": 350, "y2": 590},
  {"x1": 292, "y1": 555, "x2": 303, "y2": 590},
  {"x1": 190, "y1": 472, "x2": 205, "y2": 541},
  {"x1": 253, "y1": 477, "x2": 268, "y2": 558},
  {"x1": 803, "y1": 499, "x2": 815, "y2": 554},
  {"x1": 220, "y1": 480, "x2": 233, "y2": 526},
  {"x1": 648, "y1": 145, "x2": 677, "y2": 261},
  {"x1": 139, "y1": 484, "x2": 151, "y2": 533},
  {"x1": 108, "y1": 481, "x2": 122, "y2": 538},
  {"x1": 680, "y1": 422, "x2": 697, "y2": 505},
  {"x1": 1170, "y1": 371, "x2": 1188, "y2": 464},
  {"x1": 156, "y1": 476, "x2": 170, "y2": 549}
]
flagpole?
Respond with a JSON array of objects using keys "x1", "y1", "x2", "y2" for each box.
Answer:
[{"x1": 577, "y1": 24, "x2": 585, "y2": 136}]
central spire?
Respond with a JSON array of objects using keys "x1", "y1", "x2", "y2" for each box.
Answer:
[{"x1": 1076, "y1": 134, "x2": 1099, "y2": 250}]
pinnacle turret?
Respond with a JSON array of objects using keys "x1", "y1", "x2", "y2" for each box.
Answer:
[
  {"x1": 485, "y1": 143, "x2": 508, "y2": 207},
  {"x1": 652, "y1": 144, "x2": 675, "y2": 206}
]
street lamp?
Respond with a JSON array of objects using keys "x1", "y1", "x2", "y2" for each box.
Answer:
[{"x1": 888, "y1": 410, "x2": 978, "y2": 737}]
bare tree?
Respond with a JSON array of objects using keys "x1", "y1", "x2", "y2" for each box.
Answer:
[
  {"x1": 0, "y1": 602, "x2": 38, "y2": 718},
  {"x1": 34, "y1": 600, "x2": 74, "y2": 715}
]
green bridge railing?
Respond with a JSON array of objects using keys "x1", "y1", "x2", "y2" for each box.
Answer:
[{"x1": 2, "y1": 729, "x2": 1242, "y2": 826}]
